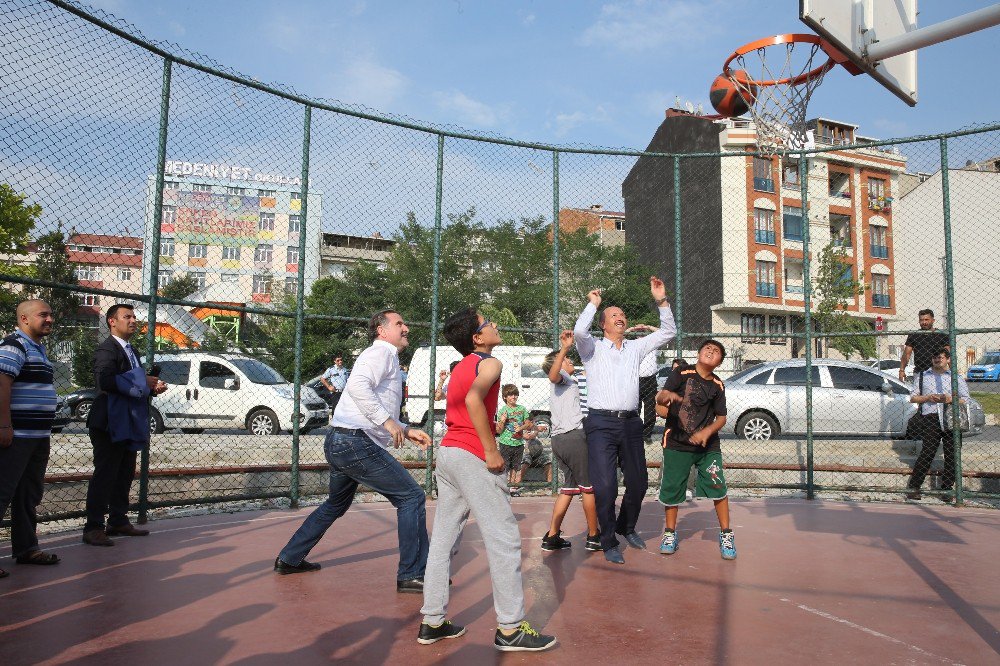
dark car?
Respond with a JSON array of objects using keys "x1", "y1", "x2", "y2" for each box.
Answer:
[
  {"x1": 64, "y1": 387, "x2": 99, "y2": 421},
  {"x1": 52, "y1": 395, "x2": 71, "y2": 433}
]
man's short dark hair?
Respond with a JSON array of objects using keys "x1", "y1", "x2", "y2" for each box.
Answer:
[
  {"x1": 105, "y1": 303, "x2": 134, "y2": 325},
  {"x1": 700, "y1": 338, "x2": 726, "y2": 360},
  {"x1": 918, "y1": 309, "x2": 935, "y2": 318},
  {"x1": 443, "y1": 307, "x2": 480, "y2": 356},
  {"x1": 671, "y1": 357, "x2": 687, "y2": 369},
  {"x1": 367, "y1": 309, "x2": 398, "y2": 343},
  {"x1": 449, "y1": 360, "x2": 460, "y2": 372},
  {"x1": 933, "y1": 347, "x2": 951, "y2": 359}
]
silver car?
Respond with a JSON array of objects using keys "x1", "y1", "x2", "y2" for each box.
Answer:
[{"x1": 726, "y1": 359, "x2": 984, "y2": 441}]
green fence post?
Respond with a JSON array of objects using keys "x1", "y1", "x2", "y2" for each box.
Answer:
[
  {"x1": 800, "y1": 152, "x2": 814, "y2": 499},
  {"x1": 673, "y1": 156, "x2": 683, "y2": 355},
  {"x1": 939, "y1": 138, "x2": 963, "y2": 506},
  {"x1": 425, "y1": 134, "x2": 445, "y2": 495},
  {"x1": 289, "y1": 104, "x2": 312, "y2": 508},
  {"x1": 550, "y1": 150, "x2": 561, "y2": 495},
  {"x1": 138, "y1": 56, "x2": 173, "y2": 524}
]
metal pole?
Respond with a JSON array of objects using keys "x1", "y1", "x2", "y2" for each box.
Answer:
[
  {"x1": 865, "y1": 5, "x2": 1000, "y2": 62},
  {"x1": 939, "y1": 138, "x2": 963, "y2": 506},
  {"x1": 673, "y1": 156, "x2": 683, "y2": 354},
  {"x1": 551, "y1": 151, "x2": 561, "y2": 347},
  {"x1": 425, "y1": 134, "x2": 445, "y2": 495},
  {"x1": 138, "y1": 56, "x2": 172, "y2": 524},
  {"x1": 289, "y1": 104, "x2": 312, "y2": 508},
  {"x1": 800, "y1": 152, "x2": 814, "y2": 499}
]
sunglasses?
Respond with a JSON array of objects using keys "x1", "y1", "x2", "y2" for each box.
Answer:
[{"x1": 474, "y1": 318, "x2": 493, "y2": 334}]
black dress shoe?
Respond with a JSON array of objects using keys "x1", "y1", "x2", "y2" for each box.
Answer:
[
  {"x1": 273, "y1": 557, "x2": 321, "y2": 575},
  {"x1": 397, "y1": 577, "x2": 425, "y2": 593},
  {"x1": 106, "y1": 524, "x2": 150, "y2": 537}
]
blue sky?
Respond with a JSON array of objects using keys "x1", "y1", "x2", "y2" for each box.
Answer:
[{"x1": 85, "y1": 0, "x2": 1000, "y2": 149}]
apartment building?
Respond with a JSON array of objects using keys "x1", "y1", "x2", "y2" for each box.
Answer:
[{"x1": 558, "y1": 205, "x2": 626, "y2": 246}]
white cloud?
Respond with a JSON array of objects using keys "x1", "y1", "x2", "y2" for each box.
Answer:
[
  {"x1": 579, "y1": 0, "x2": 722, "y2": 52},
  {"x1": 167, "y1": 20, "x2": 186, "y2": 37},
  {"x1": 329, "y1": 59, "x2": 408, "y2": 109},
  {"x1": 433, "y1": 90, "x2": 506, "y2": 127},
  {"x1": 521, "y1": 11, "x2": 536, "y2": 26},
  {"x1": 550, "y1": 105, "x2": 612, "y2": 137}
]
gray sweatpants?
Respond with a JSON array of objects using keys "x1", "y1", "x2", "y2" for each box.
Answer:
[{"x1": 421, "y1": 445, "x2": 525, "y2": 631}]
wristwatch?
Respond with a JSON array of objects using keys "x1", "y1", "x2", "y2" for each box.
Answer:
[{"x1": 653, "y1": 297, "x2": 668, "y2": 306}]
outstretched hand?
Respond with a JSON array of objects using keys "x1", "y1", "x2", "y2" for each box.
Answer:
[
  {"x1": 650, "y1": 276, "x2": 666, "y2": 302},
  {"x1": 587, "y1": 288, "x2": 602, "y2": 307},
  {"x1": 559, "y1": 329, "x2": 574, "y2": 349}
]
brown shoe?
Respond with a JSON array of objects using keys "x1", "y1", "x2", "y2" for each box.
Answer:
[
  {"x1": 83, "y1": 529, "x2": 114, "y2": 547},
  {"x1": 106, "y1": 524, "x2": 150, "y2": 537}
]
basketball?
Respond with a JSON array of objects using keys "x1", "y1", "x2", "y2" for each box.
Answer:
[{"x1": 709, "y1": 69, "x2": 757, "y2": 117}]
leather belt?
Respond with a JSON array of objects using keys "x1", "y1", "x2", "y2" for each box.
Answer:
[
  {"x1": 589, "y1": 408, "x2": 639, "y2": 419},
  {"x1": 331, "y1": 426, "x2": 365, "y2": 436}
]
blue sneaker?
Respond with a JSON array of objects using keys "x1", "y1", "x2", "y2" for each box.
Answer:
[
  {"x1": 719, "y1": 530, "x2": 736, "y2": 560},
  {"x1": 659, "y1": 529, "x2": 678, "y2": 555}
]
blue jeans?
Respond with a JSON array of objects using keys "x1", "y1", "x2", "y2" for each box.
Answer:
[{"x1": 278, "y1": 429, "x2": 429, "y2": 581}]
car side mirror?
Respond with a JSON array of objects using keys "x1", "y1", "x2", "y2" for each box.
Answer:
[
  {"x1": 224, "y1": 377, "x2": 239, "y2": 390},
  {"x1": 882, "y1": 380, "x2": 894, "y2": 395}
]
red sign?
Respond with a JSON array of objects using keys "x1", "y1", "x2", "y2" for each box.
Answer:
[{"x1": 875, "y1": 315, "x2": 884, "y2": 332}]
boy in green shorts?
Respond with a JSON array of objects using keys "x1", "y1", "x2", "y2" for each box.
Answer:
[
  {"x1": 654, "y1": 339, "x2": 734, "y2": 560},
  {"x1": 496, "y1": 384, "x2": 529, "y2": 494}
]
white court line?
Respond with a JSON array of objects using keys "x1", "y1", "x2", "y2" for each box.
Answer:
[{"x1": 781, "y1": 598, "x2": 965, "y2": 665}]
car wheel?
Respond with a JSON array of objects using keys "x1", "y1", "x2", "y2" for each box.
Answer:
[
  {"x1": 149, "y1": 408, "x2": 165, "y2": 435},
  {"x1": 248, "y1": 408, "x2": 279, "y2": 436},
  {"x1": 736, "y1": 411, "x2": 778, "y2": 441},
  {"x1": 180, "y1": 428, "x2": 205, "y2": 434},
  {"x1": 75, "y1": 399, "x2": 93, "y2": 421}
]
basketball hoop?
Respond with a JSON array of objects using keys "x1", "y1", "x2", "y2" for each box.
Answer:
[{"x1": 722, "y1": 34, "x2": 845, "y2": 155}]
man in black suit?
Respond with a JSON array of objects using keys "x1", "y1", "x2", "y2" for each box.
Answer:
[{"x1": 83, "y1": 304, "x2": 167, "y2": 546}]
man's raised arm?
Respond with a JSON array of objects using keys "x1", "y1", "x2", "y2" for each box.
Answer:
[
  {"x1": 574, "y1": 289, "x2": 602, "y2": 361},
  {"x1": 633, "y1": 276, "x2": 677, "y2": 357}
]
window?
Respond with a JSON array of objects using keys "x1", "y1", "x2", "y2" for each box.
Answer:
[
  {"x1": 773, "y1": 366, "x2": 821, "y2": 386},
  {"x1": 325, "y1": 262, "x2": 348, "y2": 278},
  {"x1": 188, "y1": 243, "x2": 208, "y2": 259},
  {"x1": 252, "y1": 274, "x2": 272, "y2": 295},
  {"x1": 830, "y1": 213, "x2": 852, "y2": 247},
  {"x1": 193, "y1": 183, "x2": 212, "y2": 192},
  {"x1": 782, "y1": 162, "x2": 800, "y2": 189},
  {"x1": 872, "y1": 273, "x2": 890, "y2": 308},
  {"x1": 290, "y1": 191, "x2": 301, "y2": 201},
  {"x1": 783, "y1": 205, "x2": 803, "y2": 241},
  {"x1": 286, "y1": 246, "x2": 299, "y2": 264},
  {"x1": 117, "y1": 268, "x2": 132, "y2": 281},
  {"x1": 746, "y1": 369, "x2": 772, "y2": 385},
  {"x1": 768, "y1": 315, "x2": 787, "y2": 345},
  {"x1": 258, "y1": 212, "x2": 275, "y2": 232},
  {"x1": 753, "y1": 208, "x2": 775, "y2": 244},
  {"x1": 254, "y1": 244, "x2": 273, "y2": 262},
  {"x1": 74, "y1": 265, "x2": 99, "y2": 281},
  {"x1": 828, "y1": 366, "x2": 884, "y2": 392},
  {"x1": 163, "y1": 181, "x2": 180, "y2": 190},
  {"x1": 77, "y1": 293, "x2": 100, "y2": 307},
  {"x1": 868, "y1": 177, "x2": 891, "y2": 211},
  {"x1": 829, "y1": 170, "x2": 851, "y2": 199},
  {"x1": 226, "y1": 186, "x2": 247, "y2": 195},
  {"x1": 222, "y1": 245, "x2": 240, "y2": 261},
  {"x1": 837, "y1": 263, "x2": 853, "y2": 287},
  {"x1": 161, "y1": 205, "x2": 177, "y2": 225},
  {"x1": 200, "y1": 361, "x2": 237, "y2": 389},
  {"x1": 221, "y1": 273, "x2": 239, "y2": 283},
  {"x1": 520, "y1": 354, "x2": 548, "y2": 379},
  {"x1": 160, "y1": 237, "x2": 175, "y2": 257},
  {"x1": 755, "y1": 260, "x2": 776, "y2": 297},
  {"x1": 741, "y1": 313, "x2": 766, "y2": 343},
  {"x1": 257, "y1": 189, "x2": 276, "y2": 197},
  {"x1": 870, "y1": 226, "x2": 888, "y2": 258},
  {"x1": 868, "y1": 177, "x2": 886, "y2": 199},
  {"x1": 284, "y1": 277, "x2": 297, "y2": 294},
  {"x1": 157, "y1": 270, "x2": 173, "y2": 288},
  {"x1": 614, "y1": 219, "x2": 625, "y2": 231},
  {"x1": 784, "y1": 261, "x2": 804, "y2": 294},
  {"x1": 288, "y1": 215, "x2": 301, "y2": 233},
  {"x1": 158, "y1": 360, "x2": 191, "y2": 385},
  {"x1": 190, "y1": 271, "x2": 207, "y2": 289},
  {"x1": 753, "y1": 157, "x2": 774, "y2": 192}
]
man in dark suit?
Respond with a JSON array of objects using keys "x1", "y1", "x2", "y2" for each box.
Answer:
[{"x1": 83, "y1": 304, "x2": 167, "y2": 546}]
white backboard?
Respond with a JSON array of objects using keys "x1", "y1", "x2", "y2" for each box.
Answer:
[{"x1": 800, "y1": 0, "x2": 918, "y2": 106}]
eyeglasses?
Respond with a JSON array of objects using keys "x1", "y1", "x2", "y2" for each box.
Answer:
[{"x1": 474, "y1": 319, "x2": 493, "y2": 334}]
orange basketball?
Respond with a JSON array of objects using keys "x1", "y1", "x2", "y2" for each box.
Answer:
[{"x1": 709, "y1": 69, "x2": 757, "y2": 117}]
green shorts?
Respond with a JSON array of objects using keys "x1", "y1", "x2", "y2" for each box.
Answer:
[{"x1": 658, "y1": 449, "x2": 728, "y2": 505}]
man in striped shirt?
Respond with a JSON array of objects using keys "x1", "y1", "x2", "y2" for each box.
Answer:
[{"x1": 0, "y1": 300, "x2": 61, "y2": 577}]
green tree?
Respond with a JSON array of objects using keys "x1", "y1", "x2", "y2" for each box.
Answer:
[
  {"x1": 70, "y1": 327, "x2": 99, "y2": 387},
  {"x1": 812, "y1": 243, "x2": 875, "y2": 360},
  {"x1": 0, "y1": 184, "x2": 42, "y2": 333},
  {"x1": 32, "y1": 226, "x2": 80, "y2": 340},
  {"x1": 160, "y1": 273, "x2": 200, "y2": 300}
]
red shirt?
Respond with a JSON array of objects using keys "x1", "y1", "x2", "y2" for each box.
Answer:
[{"x1": 441, "y1": 352, "x2": 499, "y2": 460}]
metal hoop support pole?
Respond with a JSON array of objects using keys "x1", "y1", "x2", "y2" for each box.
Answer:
[
  {"x1": 865, "y1": 5, "x2": 1000, "y2": 62},
  {"x1": 425, "y1": 134, "x2": 445, "y2": 495},
  {"x1": 800, "y1": 152, "x2": 815, "y2": 499},
  {"x1": 939, "y1": 138, "x2": 963, "y2": 506}
]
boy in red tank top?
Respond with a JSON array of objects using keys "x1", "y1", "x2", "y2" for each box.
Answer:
[{"x1": 417, "y1": 307, "x2": 557, "y2": 652}]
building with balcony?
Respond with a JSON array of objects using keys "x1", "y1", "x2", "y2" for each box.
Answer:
[
  {"x1": 623, "y1": 111, "x2": 906, "y2": 362},
  {"x1": 558, "y1": 205, "x2": 626, "y2": 246},
  {"x1": 320, "y1": 232, "x2": 395, "y2": 277}
]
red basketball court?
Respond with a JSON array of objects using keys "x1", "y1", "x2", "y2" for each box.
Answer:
[{"x1": 2, "y1": 496, "x2": 998, "y2": 664}]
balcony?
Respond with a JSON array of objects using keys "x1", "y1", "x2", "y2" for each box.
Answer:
[
  {"x1": 872, "y1": 294, "x2": 891, "y2": 308},
  {"x1": 754, "y1": 229, "x2": 775, "y2": 245},
  {"x1": 868, "y1": 195, "x2": 893, "y2": 212},
  {"x1": 756, "y1": 283, "x2": 777, "y2": 298},
  {"x1": 753, "y1": 177, "x2": 774, "y2": 193},
  {"x1": 785, "y1": 284, "x2": 804, "y2": 294},
  {"x1": 870, "y1": 244, "x2": 889, "y2": 259}
]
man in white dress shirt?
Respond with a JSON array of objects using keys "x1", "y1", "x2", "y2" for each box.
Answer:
[
  {"x1": 274, "y1": 309, "x2": 432, "y2": 592},
  {"x1": 574, "y1": 277, "x2": 676, "y2": 564}
]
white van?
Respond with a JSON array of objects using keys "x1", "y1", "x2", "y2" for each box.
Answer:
[
  {"x1": 151, "y1": 352, "x2": 329, "y2": 435},
  {"x1": 406, "y1": 345, "x2": 557, "y2": 433}
]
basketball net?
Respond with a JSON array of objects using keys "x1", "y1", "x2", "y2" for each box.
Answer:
[{"x1": 730, "y1": 40, "x2": 834, "y2": 155}]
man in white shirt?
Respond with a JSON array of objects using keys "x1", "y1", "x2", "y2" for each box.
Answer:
[
  {"x1": 274, "y1": 309, "x2": 432, "y2": 592},
  {"x1": 574, "y1": 277, "x2": 675, "y2": 564},
  {"x1": 320, "y1": 356, "x2": 349, "y2": 412}
]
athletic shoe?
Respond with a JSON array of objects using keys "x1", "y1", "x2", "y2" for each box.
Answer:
[
  {"x1": 584, "y1": 533, "x2": 601, "y2": 551},
  {"x1": 494, "y1": 621, "x2": 557, "y2": 652},
  {"x1": 604, "y1": 545, "x2": 625, "y2": 564},
  {"x1": 719, "y1": 530, "x2": 737, "y2": 560},
  {"x1": 417, "y1": 620, "x2": 466, "y2": 645},
  {"x1": 541, "y1": 531, "x2": 571, "y2": 551},
  {"x1": 659, "y1": 529, "x2": 678, "y2": 555}
]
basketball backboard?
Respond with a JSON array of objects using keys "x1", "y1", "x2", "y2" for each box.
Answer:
[{"x1": 800, "y1": 0, "x2": 918, "y2": 106}]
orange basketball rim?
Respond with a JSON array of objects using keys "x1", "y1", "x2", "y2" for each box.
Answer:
[{"x1": 722, "y1": 33, "x2": 856, "y2": 88}]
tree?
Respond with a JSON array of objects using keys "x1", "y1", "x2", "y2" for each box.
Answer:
[
  {"x1": 0, "y1": 184, "x2": 41, "y2": 333},
  {"x1": 32, "y1": 226, "x2": 80, "y2": 341},
  {"x1": 70, "y1": 327, "x2": 98, "y2": 387},
  {"x1": 812, "y1": 243, "x2": 875, "y2": 360},
  {"x1": 160, "y1": 273, "x2": 200, "y2": 300}
]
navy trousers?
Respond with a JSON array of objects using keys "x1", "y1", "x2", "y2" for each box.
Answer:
[{"x1": 583, "y1": 413, "x2": 647, "y2": 551}]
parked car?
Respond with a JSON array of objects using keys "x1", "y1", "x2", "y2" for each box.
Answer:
[
  {"x1": 149, "y1": 352, "x2": 329, "y2": 435},
  {"x1": 51, "y1": 395, "x2": 71, "y2": 433},
  {"x1": 725, "y1": 359, "x2": 984, "y2": 441},
  {"x1": 868, "y1": 358, "x2": 914, "y2": 382},
  {"x1": 966, "y1": 351, "x2": 1000, "y2": 381},
  {"x1": 64, "y1": 387, "x2": 99, "y2": 421}
]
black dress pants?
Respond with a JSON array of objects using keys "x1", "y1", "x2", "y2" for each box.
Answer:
[
  {"x1": 639, "y1": 374, "x2": 658, "y2": 439},
  {"x1": 0, "y1": 438, "x2": 49, "y2": 557},
  {"x1": 583, "y1": 413, "x2": 647, "y2": 551},
  {"x1": 84, "y1": 428, "x2": 137, "y2": 532},
  {"x1": 908, "y1": 412, "x2": 957, "y2": 491}
]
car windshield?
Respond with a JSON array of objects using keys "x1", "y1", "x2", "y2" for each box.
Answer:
[
  {"x1": 729, "y1": 365, "x2": 766, "y2": 383},
  {"x1": 975, "y1": 354, "x2": 1000, "y2": 365},
  {"x1": 229, "y1": 358, "x2": 286, "y2": 385}
]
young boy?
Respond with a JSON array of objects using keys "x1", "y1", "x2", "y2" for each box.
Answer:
[
  {"x1": 539, "y1": 330, "x2": 600, "y2": 552},
  {"x1": 496, "y1": 384, "x2": 529, "y2": 494},
  {"x1": 418, "y1": 308, "x2": 556, "y2": 652},
  {"x1": 518, "y1": 420, "x2": 552, "y2": 485},
  {"x1": 655, "y1": 339, "x2": 734, "y2": 560}
]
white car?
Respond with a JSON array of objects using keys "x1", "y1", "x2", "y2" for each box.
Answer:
[
  {"x1": 869, "y1": 358, "x2": 915, "y2": 382},
  {"x1": 150, "y1": 352, "x2": 329, "y2": 435}
]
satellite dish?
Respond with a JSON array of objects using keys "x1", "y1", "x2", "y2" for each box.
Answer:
[
  {"x1": 684, "y1": 101, "x2": 694, "y2": 113},
  {"x1": 674, "y1": 96, "x2": 682, "y2": 107}
]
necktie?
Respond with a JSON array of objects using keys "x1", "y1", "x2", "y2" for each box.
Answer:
[{"x1": 125, "y1": 343, "x2": 138, "y2": 369}]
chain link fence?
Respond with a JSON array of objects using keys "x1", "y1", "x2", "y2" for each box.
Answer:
[{"x1": 2, "y1": 0, "x2": 999, "y2": 532}]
